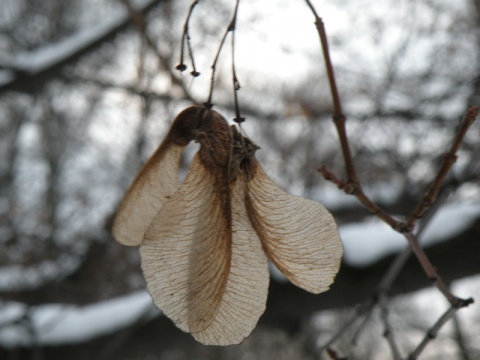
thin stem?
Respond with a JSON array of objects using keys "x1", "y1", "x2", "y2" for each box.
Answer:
[
  {"x1": 350, "y1": 307, "x2": 373, "y2": 346},
  {"x1": 205, "y1": 0, "x2": 242, "y2": 109},
  {"x1": 318, "y1": 300, "x2": 375, "y2": 352},
  {"x1": 186, "y1": 34, "x2": 200, "y2": 76},
  {"x1": 205, "y1": 29, "x2": 229, "y2": 108},
  {"x1": 315, "y1": 18, "x2": 343, "y2": 120},
  {"x1": 177, "y1": 33, "x2": 187, "y2": 71},
  {"x1": 406, "y1": 106, "x2": 479, "y2": 231},
  {"x1": 230, "y1": 0, "x2": 244, "y2": 123},
  {"x1": 308, "y1": 1, "x2": 405, "y2": 233},
  {"x1": 319, "y1": 166, "x2": 403, "y2": 230},
  {"x1": 176, "y1": 0, "x2": 200, "y2": 73},
  {"x1": 377, "y1": 247, "x2": 412, "y2": 294},
  {"x1": 308, "y1": 7, "x2": 356, "y2": 183},
  {"x1": 304, "y1": 1, "x2": 477, "y2": 359},
  {"x1": 377, "y1": 184, "x2": 451, "y2": 293},
  {"x1": 452, "y1": 315, "x2": 472, "y2": 360},
  {"x1": 406, "y1": 305, "x2": 472, "y2": 360},
  {"x1": 378, "y1": 294, "x2": 402, "y2": 360},
  {"x1": 404, "y1": 232, "x2": 474, "y2": 308}
]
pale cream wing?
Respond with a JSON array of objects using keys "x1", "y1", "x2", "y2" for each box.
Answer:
[
  {"x1": 140, "y1": 156, "x2": 269, "y2": 345},
  {"x1": 140, "y1": 155, "x2": 227, "y2": 333},
  {"x1": 246, "y1": 161, "x2": 343, "y2": 294},
  {"x1": 192, "y1": 176, "x2": 269, "y2": 345},
  {"x1": 112, "y1": 144, "x2": 183, "y2": 246}
]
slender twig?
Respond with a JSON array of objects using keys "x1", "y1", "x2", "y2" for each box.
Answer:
[
  {"x1": 351, "y1": 307, "x2": 375, "y2": 347},
  {"x1": 304, "y1": 1, "x2": 477, "y2": 359},
  {"x1": 405, "y1": 106, "x2": 479, "y2": 232},
  {"x1": 319, "y1": 166, "x2": 403, "y2": 231},
  {"x1": 377, "y1": 183, "x2": 451, "y2": 293},
  {"x1": 452, "y1": 315, "x2": 472, "y2": 360},
  {"x1": 309, "y1": 0, "x2": 405, "y2": 232},
  {"x1": 230, "y1": 0, "x2": 245, "y2": 124},
  {"x1": 378, "y1": 294, "x2": 402, "y2": 360},
  {"x1": 312, "y1": 17, "x2": 353, "y2": 182},
  {"x1": 304, "y1": 0, "x2": 477, "y2": 303},
  {"x1": 321, "y1": 188, "x2": 451, "y2": 356},
  {"x1": 309, "y1": 0, "x2": 479, "y2": 237},
  {"x1": 404, "y1": 232, "x2": 474, "y2": 308},
  {"x1": 205, "y1": 28, "x2": 229, "y2": 108},
  {"x1": 176, "y1": 0, "x2": 200, "y2": 75},
  {"x1": 406, "y1": 304, "x2": 472, "y2": 360},
  {"x1": 205, "y1": 0, "x2": 242, "y2": 109},
  {"x1": 318, "y1": 171, "x2": 475, "y2": 358},
  {"x1": 318, "y1": 300, "x2": 375, "y2": 352}
]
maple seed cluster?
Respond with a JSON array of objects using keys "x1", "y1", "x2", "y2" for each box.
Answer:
[{"x1": 112, "y1": 106, "x2": 343, "y2": 346}]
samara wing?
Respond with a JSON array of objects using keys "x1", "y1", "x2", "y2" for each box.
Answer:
[
  {"x1": 140, "y1": 113, "x2": 269, "y2": 345},
  {"x1": 112, "y1": 106, "x2": 208, "y2": 246},
  {"x1": 245, "y1": 160, "x2": 343, "y2": 294}
]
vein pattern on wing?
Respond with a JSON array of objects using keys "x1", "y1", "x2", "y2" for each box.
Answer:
[
  {"x1": 112, "y1": 106, "x2": 210, "y2": 246},
  {"x1": 140, "y1": 155, "x2": 269, "y2": 344},
  {"x1": 112, "y1": 143, "x2": 183, "y2": 246},
  {"x1": 192, "y1": 173, "x2": 269, "y2": 345},
  {"x1": 245, "y1": 160, "x2": 343, "y2": 294}
]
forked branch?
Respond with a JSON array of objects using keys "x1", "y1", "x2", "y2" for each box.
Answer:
[
  {"x1": 405, "y1": 106, "x2": 479, "y2": 232},
  {"x1": 305, "y1": 0, "x2": 476, "y2": 358}
]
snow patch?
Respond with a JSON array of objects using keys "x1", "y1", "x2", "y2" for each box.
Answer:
[
  {"x1": 0, "y1": 255, "x2": 82, "y2": 292},
  {"x1": 0, "y1": 291, "x2": 156, "y2": 347},
  {"x1": 340, "y1": 202, "x2": 480, "y2": 267}
]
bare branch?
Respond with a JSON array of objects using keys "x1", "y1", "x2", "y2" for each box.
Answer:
[
  {"x1": 406, "y1": 106, "x2": 479, "y2": 232},
  {"x1": 378, "y1": 294, "x2": 402, "y2": 360},
  {"x1": 406, "y1": 305, "x2": 467, "y2": 360},
  {"x1": 304, "y1": 0, "x2": 477, "y2": 358}
]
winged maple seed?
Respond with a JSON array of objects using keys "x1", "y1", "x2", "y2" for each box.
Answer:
[{"x1": 112, "y1": 105, "x2": 343, "y2": 346}]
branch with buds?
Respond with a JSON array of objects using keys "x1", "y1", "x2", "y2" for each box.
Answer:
[{"x1": 305, "y1": 1, "x2": 476, "y2": 359}]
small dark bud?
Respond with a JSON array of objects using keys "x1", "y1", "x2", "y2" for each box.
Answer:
[
  {"x1": 176, "y1": 64, "x2": 187, "y2": 72},
  {"x1": 234, "y1": 117, "x2": 245, "y2": 124},
  {"x1": 191, "y1": 71, "x2": 200, "y2": 77}
]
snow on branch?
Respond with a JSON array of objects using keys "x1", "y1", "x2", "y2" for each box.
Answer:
[{"x1": 0, "y1": 0, "x2": 164, "y2": 93}]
